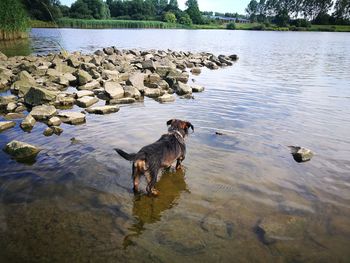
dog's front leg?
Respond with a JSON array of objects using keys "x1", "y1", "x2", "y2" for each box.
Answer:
[{"x1": 132, "y1": 162, "x2": 141, "y2": 193}]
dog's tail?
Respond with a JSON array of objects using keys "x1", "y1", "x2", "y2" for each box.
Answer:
[{"x1": 114, "y1": 148, "x2": 136, "y2": 161}]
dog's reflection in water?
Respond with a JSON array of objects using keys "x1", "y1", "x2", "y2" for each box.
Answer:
[{"x1": 123, "y1": 168, "x2": 188, "y2": 248}]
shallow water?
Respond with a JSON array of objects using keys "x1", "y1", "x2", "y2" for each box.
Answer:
[{"x1": 1, "y1": 29, "x2": 350, "y2": 262}]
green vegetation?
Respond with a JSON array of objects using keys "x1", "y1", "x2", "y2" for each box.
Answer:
[
  {"x1": 226, "y1": 22, "x2": 236, "y2": 30},
  {"x1": 0, "y1": 0, "x2": 29, "y2": 40},
  {"x1": 56, "y1": 18, "x2": 181, "y2": 29},
  {"x1": 164, "y1": 12, "x2": 177, "y2": 23}
]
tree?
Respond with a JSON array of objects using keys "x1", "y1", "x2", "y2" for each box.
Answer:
[
  {"x1": 246, "y1": 0, "x2": 258, "y2": 22},
  {"x1": 0, "y1": 0, "x2": 28, "y2": 35},
  {"x1": 169, "y1": 0, "x2": 178, "y2": 9},
  {"x1": 164, "y1": 11, "x2": 176, "y2": 23},
  {"x1": 179, "y1": 12, "x2": 192, "y2": 25},
  {"x1": 22, "y1": 0, "x2": 62, "y2": 21},
  {"x1": 302, "y1": 0, "x2": 333, "y2": 20},
  {"x1": 185, "y1": 0, "x2": 203, "y2": 24},
  {"x1": 70, "y1": 0, "x2": 110, "y2": 19},
  {"x1": 333, "y1": 0, "x2": 350, "y2": 20}
]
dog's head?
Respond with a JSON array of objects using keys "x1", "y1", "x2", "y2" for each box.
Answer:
[{"x1": 167, "y1": 119, "x2": 194, "y2": 137}]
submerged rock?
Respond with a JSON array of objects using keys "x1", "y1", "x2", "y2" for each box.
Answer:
[
  {"x1": 43, "y1": 127, "x2": 54, "y2": 136},
  {"x1": 191, "y1": 85, "x2": 205, "y2": 92},
  {"x1": 3, "y1": 140, "x2": 40, "y2": 160},
  {"x1": 156, "y1": 93, "x2": 175, "y2": 103},
  {"x1": 288, "y1": 146, "x2": 314, "y2": 163},
  {"x1": 0, "y1": 121, "x2": 16, "y2": 132},
  {"x1": 109, "y1": 98, "x2": 136, "y2": 104}
]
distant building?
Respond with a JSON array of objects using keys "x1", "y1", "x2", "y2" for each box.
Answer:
[{"x1": 206, "y1": 15, "x2": 250, "y2": 23}]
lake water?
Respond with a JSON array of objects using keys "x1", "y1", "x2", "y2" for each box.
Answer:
[{"x1": 1, "y1": 29, "x2": 350, "y2": 262}]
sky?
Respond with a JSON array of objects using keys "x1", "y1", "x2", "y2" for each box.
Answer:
[{"x1": 60, "y1": 0, "x2": 250, "y2": 15}]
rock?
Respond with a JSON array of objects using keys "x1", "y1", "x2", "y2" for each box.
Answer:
[
  {"x1": 43, "y1": 127, "x2": 54, "y2": 136},
  {"x1": 20, "y1": 114, "x2": 36, "y2": 131},
  {"x1": 175, "y1": 82, "x2": 192, "y2": 95},
  {"x1": 76, "y1": 69, "x2": 92, "y2": 86},
  {"x1": 75, "y1": 90, "x2": 94, "y2": 98},
  {"x1": 47, "y1": 116, "x2": 61, "y2": 126},
  {"x1": 94, "y1": 49, "x2": 105, "y2": 56},
  {"x1": 51, "y1": 126, "x2": 63, "y2": 135},
  {"x1": 288, "y1": 146, "x2": 314, "y2": 163},
  {"x1": 103, "y1": 47, "x2": 114, "y2": 55},
  {"x1": 192, "y1": 85, "x2": 205, "y2": 92},
  {"x1": 127, "y1": 73, "x2": 145, "y2": 92},
  {"x1": 0, "y1": 121, "x2": 16, "y2": 132},
  {"x1": 24, "y1": 87, "x2": 58, "y2": 106},
  {"x1": 86, "y1": 105, "x2": 119, "y2": 115},
  {"x1": 191, "y1": 67, "x2": 202, "y2": 75},
  {"x1": 142, "y1": 60, "x2": 156, "y2": 71},
  {"x1": 109, "y1": 98, "x2": 136, "y2": 104},
  {"x1": 123, "y1": 86, "x2": 141, "y2": 99},
  {"x1": 229, "y1": 54, "x2": 239, "y2": 61},
  {"x1": 30, "y1": 105, "x2": 57, "y2": 120},
  {"x1": 54, "y1": 73, "x2": 76, "y2": 87},
  {"x1": 0, "y1": 51, "x2": 7, "y2": 61},
  {"x1": 102, "y1": 70, "x2": 119, "y2": 81},
  {"x1": 6, "y1": 102, "x2": 17, "y2": 112},
  {"x1": 144, "y1": 88, "x2": 162, "y2": 98},
  {"x1": 2, "y1": 97, "x2": 17, "y2": 109},
  {"x1": 58, "y1": 112, "x2": 86, "y2": 125},
  {"x1": 77, "y1": 79, "x2": 100, "y2": 91},
  {"x1": 104, "y1": 81, "x2": 124, "y2": 99},
  {"x1": 147, "y1": 73, "x2": 161, "y2": 83},
  {"x1": 156, "y1": 94, "x2": 175, "y2": 103},
  {"x1": 11, "y1": 71, "x2": 37, "y2": 96},
  {"x1": 3, "y1": 140, "x2": 40, "y2": 160},
  {"x1": 54, "y1": 95, "x2": 75, "y2": 107},
  {"x1": 4, "y1": 113, "x2": 25, "y2": 120},
  {"x1": 205, "y1": 61, "x2": 219, "y2": 70},
  {"x1": 76, "y1": 96, "x2": 99, "y2": 108},
  {"x1": 66, "y1": 56, "x2": 81, "y2": 68},
  {"x1": 155, "y1": 66, "x2": 177, "y2": 78}
]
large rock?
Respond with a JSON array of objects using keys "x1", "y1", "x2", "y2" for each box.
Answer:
[
  {"x1": 175, "y1": 82, "x2": 192, "y2": 95},
  {"x1": 192, "y1": 85, "x2": 205, "y2": 92},
  {"x1": 109, "y1": 98, "x2": 136, "y2": 104},
  {"x1": 76, "y1": 69, "x2": 92, "y2": 86},
  {"x1": 142, "y1": 60, "x2": 156, "y2": 71},
  {"x1": 86, "y1": 105, "x2": 119, "y2": 115},
  {"x1": 4, "y1": 140, "x2": 40, "y2": 160},
  {"x1": 77, "y1": 79, "x2": 100, "y2": 91},
  {"x1": 11, "y1": 71, "x2": 37, "y2": 96},
  {"x1": 104, "y1": 81, "x2": 124, "y2": 99},
  {"x1": 20, "y1": 114, "x2": 36, "y2": 131},
  {"x1": 58, "y1": 112, "x2": 86, "y2": 125},
  {"x1": 24, "y1": 87, "x2": 58, "y2": 106},
  {"x1": 76, "y1": 96, "x2": 99, "y2": 108},
  {"x1": 102, "y1": 70, "x2": 119, "y2": 81},
  {"x1": 123, "y1": 86, "x2": 141, "y2": 99},
  {"x1": 75, "y1": 90, "x2": 94, "y2": 98},
  {"x1": 0, "y1": 121, "x2": 16, "y2": 132},
  {"x1": 47, "y1": 116, "x2": 62, "y2": 126},
  {"x1": 156, "y1": 94, "x2": 175, "y2": 103},
  {"x1": 144, "y1": 88, "x2": 162, "y2": 98},
  {"x1": 30, "y1": 105, "x2": 57, "y2": 120},
  {"x1": 127, "y1": 73, "x2": 145, "y2": 92}
]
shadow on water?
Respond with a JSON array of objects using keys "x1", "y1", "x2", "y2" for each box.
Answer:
[{"x1": 123, "y1": 168, "x2": 188, "y2": 248}]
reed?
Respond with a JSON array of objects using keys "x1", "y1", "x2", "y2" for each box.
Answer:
[
  {"x1": 0, "y1": 0, "x2": 29, "y2": 40},
  {"x1": 57, "y1": 18, "x2": 184, "y2": 29}
]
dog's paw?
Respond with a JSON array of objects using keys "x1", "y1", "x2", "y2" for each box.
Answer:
[{"x1": 151, "y1": 188, "x2": 160, "y2": 196}]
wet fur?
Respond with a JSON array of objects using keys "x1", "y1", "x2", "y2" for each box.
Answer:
[{"x1": 115, "y1": 119, "x2": 193, "y2": 195}]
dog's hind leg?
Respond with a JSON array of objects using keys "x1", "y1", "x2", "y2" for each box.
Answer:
[
  {"x1": 146, "y1": 169, "x2": 160, "y2": 196},
  {"x1": 132, "y1": 162, "x2": 141, "y2": 193},
  {"x1": 176, "y1": 156, "x2": 185, "y2": 170}
]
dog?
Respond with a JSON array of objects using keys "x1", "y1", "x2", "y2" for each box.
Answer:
[{"x1": 115, "y1": 119, "x2": 194, "y2": 196}]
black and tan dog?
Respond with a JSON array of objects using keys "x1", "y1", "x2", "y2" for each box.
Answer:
[{"x1": 115, "y1": 119, "x2": 194, "y2": 196}]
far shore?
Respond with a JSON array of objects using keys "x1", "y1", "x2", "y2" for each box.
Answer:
[{"x1": 30, "y1": 19, "x2": 350, "y2": 33}]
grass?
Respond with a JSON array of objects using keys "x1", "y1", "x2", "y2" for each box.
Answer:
[
  {"x1": 56, "y1": 18, "x2": 182, "y2": 29},
  {"x1": 28, "y1": 18, "x2": 350, "y2": 32},
  {"x1": 0, "y1": 0, "x2": 29, "y2": 40}
]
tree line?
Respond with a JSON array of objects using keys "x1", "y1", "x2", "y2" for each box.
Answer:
[
  {"x1": 246, "y1": 0, "x2": 350, "y2": 26},
  {"x1": 20, "y1": 0, "x2": 204, "y2": 25}
]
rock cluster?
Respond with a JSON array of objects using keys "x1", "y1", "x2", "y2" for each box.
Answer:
[{"x1": 0, "y1": 48, "x2": 238, "y2": 139}]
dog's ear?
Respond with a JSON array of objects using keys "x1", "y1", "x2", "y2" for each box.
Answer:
[
  {"x1": 166, "y1": 119, "x2": 174, "y2": 126},
  {"x1": 186, "y1": 122, "x2": 194, "y2": 132}
]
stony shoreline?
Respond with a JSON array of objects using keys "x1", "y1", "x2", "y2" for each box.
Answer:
[{"x1": 0, "y1": 47, "x2": 238, "y2": 157}]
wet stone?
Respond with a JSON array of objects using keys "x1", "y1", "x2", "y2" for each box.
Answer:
[
  {"x1": 3, "y1": 140, "x2": 40, "y2": 160},
  {"x1": 0, "y1": 121, "x2": 16, "y2": 132},
  {"x1": 86, "y1": 105, "x2": 119, "y2": 115},
  {"x1": 58, "y1": 111, "x2": 86, "y2": 125}
]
